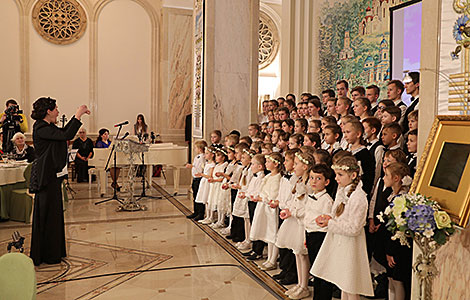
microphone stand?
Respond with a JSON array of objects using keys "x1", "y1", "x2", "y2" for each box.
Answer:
[{"x1": 95, "y1": 126, "x2": 124, "y2": 205}]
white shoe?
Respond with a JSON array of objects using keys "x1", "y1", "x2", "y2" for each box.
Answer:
[
  {"x1": 235, "y1": 242, "x2": 242, "y2": 247},
  {"x1": 201, "y1": 218, "x2": 213, "y2": 224},
  {"x1": 220, "y1": 227, "x2": 231, "y2": 235},
  {"x1": 260, "y1": 261, "x2": 277, "y2": 271},
  {"x1": 289, "y1": 286, "x2": 310, "y2": 299},
  {"x1": 285, "y1": 285, "x2": 300, "y2": 296},
  {"x1": 237, "y1": 241, "x2": 252, "y2": 251},
  {"x1": 211, "y1": 222, "x2": 224, "y2": 229}
]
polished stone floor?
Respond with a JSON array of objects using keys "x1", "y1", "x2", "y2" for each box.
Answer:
[{"x1": 0, "y1": 178, "x2": 287, "y2": 300}]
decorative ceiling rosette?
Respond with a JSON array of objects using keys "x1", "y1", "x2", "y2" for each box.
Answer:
[{"x1": 32, "y1": 0, "x2": 87, "y2": 45}]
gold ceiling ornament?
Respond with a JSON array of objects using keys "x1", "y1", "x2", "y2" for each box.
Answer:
[
  {"x1": 259, "y1": 11, "x2": 279, "y2": 70},
  {"x1": 32, "y1": 0, "x2": 87, "y2": 45}
]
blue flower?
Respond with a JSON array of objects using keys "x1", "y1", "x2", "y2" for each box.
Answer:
[
  {"x1": 405, "y1": 205, "x2": 436, "y2": 233},
  {"x1": 451, "y1": 51, "x2": 459, "y2": 60},
  {"x1": 453, "y1": 15, "x2": 470, "y2": 41}
]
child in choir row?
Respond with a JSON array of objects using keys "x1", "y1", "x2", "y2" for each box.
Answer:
[
  {"x1": 311, "y1": 156, "x2": 374, "y2": 300},
  {"x1": 186, "y1": 140, "x2": 207, "y2": 220},
  {"x1": 232, "y1": 148, "x2": 255, "y2": 250},
  {"x1": 244, "y1": 154, "x2": 266, "y2": 260},
  {"x1": 195, "y1": 146, "x2": 216, "y2": 223},
  {"x1": 382, "y1": 162, "x2": 413, "y2": 300},
  {"x1": 276, "y1": 152, "x2": 315, "y2": 299},
  {"x1": 250, "y1": 152, "x2": 284, "y2": 270},
  {"x1": 305, "y1": 164, "x2": 334, "y2": 300},
  {"x1": 202, "y1": 148, "x2": 228, "y2": 225}
]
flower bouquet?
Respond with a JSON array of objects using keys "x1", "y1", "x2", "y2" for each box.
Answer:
[
  {"x1": 378, "y1": 193, "x2": 455, "y2": 247},
  {"x1": 378, "y1": 193, "x2": 456, "y2": 300}
]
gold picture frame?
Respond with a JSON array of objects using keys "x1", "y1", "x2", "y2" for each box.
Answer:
[{"x1": 411, "y1": 115, "x2": 470, "y2": 227}]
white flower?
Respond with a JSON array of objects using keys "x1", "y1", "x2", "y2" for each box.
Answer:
[
  {"x1": 377, "y1": 212, "x2": 384, "y2": 223},
  {"x1": 384, "y1": 206, "x2": 392, "y2": 215},
  {"x1": 423, "y1": 229, "x2": 434, "y2": 238},
  {"x1": 395, "y1": 216, "x2": 406, "y2": 227}
]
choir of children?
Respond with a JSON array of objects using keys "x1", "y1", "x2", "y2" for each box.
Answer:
[{"x1": 186, "y1": 79, "x2": 419, "y2": 300}]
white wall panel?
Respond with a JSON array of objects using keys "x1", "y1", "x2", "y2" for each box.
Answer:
[{"x1": 97, "y1": 0, "x2": 151, "y2": 135}]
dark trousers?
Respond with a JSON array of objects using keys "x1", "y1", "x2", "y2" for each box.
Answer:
[
  {"x1": 74, "y1": 159, "x2": 89, "y2": 182},
  {"x1": 230, "y1": 189, "x2": 245, "y2": 240},
  {"x1": 306, "y1": 231, "x2": 332, "y2": 300},
  {"x1": 248, "y1": 201, "x2": 265, "y2": 255},
  {"x1": 191, "y1": 177, "x2": 202, "y2": 213}
]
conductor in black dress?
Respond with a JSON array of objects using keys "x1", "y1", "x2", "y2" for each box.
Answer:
[{"x1": 29, "y1": 97, "x2": 90, "y2": 266}]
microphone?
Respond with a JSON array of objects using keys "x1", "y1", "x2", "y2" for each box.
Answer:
[
  {"x1": 114, "y1": 120, "x2": 129, "y2": 127},
  {"x1": 120, "y1": 132, "x2": 130, "y2": 140},
  {"x1": 150, "y1": 132, "x2": 156, "y2": 139}
]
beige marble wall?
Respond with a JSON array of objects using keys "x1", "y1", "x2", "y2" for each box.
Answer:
[
  {"x1": 280, "y1": 0, "x2": 320, "y2": 97},
  {"x1": 160, "y1": 7, "x2": 193, "y2": 139},
  {"x1": 203, "y1": 0, "x2": 259, "y2": 138},
  {"x1": 432, "y1": 227, "x2": 470, "y2": 300}
]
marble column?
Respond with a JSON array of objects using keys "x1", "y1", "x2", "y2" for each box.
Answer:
[
  {"x1": 280, "y1": 0, "x2": 320, "y2": 97},
  {"x1": 202, "y1": 0, "x2": 259, "y2": 138}
]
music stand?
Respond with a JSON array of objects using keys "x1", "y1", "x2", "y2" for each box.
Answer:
[{"x1": 95, "y1": 126, "x2": 124, "y2": 205}]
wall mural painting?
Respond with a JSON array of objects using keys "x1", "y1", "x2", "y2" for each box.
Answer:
[
  {"x1": 318, "y1": 0, "x2": 411, "y2": 93},
  {"x1": 192, "y1": 0, "x2": 204, "y2": 138}
]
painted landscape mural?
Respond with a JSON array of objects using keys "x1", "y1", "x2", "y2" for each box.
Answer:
[{"x1": 318, "y1": 0, "x2": 411, "y2": 92}]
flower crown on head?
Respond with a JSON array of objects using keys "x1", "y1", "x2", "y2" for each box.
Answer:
[
  {"x1": 295, "y1": 152, "x2": 310, "y2": 165},
  {"x1": 266, "y1": 155, "x2": 280, "y2": 165},
  {"x1": 331, "y1": 164, "x2": 359, "y2": 171},
  {"x1": 206, "y1": 147, "x2": 216, "y2": 154},
  {"x1": 243, "y1": 148, "x2": 254, "y2": 158},
  {"x1": 227, "y1": 145, "x2": 235, "y2": 152},
  {"x1": 217, "y1": 148, "x2": 228, "y2": 156}
]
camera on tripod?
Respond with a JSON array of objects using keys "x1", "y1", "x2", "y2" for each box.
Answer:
[
  {"x1": 2, "y1": 104, "x2": 23, "y2": 153},
  {"x1": 4, "y1": 105, "x2": 23, "y2": 124}
]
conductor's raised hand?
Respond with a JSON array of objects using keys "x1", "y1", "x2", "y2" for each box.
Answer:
[{"x1": 75, "y1": 105, "x2": 90, "y2": 120}]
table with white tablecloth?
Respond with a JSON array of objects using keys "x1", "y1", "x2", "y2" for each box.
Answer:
[{"x1": 0, "y1": 163, "x2": 29, "y2": 221}]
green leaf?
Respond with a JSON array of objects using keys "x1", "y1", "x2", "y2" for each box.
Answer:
[{"x1": 434, "y1": 230, "x2": 446, "y2": 245}]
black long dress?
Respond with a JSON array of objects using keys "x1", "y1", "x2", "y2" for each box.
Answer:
[
  {"x1": 30, "y1": 116, "x2": 81, "y2": 266},
  {"x1": 72, "y1": 137, "x2": 94, "y2": 182}
]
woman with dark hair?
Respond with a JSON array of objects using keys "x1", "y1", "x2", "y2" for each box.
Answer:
[
  {"x1": 72, "y1": 128, "x2": 94, "y2": 182},
  {"x1": 29, "y1": 97, "x2": 89, "y2": 266},
  {"x1": 95, "y1": 128, "x2": 111, "y2": 148},
  {"x1": 95, "y1": 128, "x2": 121, "y2": 190},
  {"x1": 134, "y1": 114, "x2": 148, "y2": 136}
]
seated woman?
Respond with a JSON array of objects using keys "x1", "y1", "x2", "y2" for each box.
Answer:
[
  {"x1": 72, "y1": 128, "x2": 94, "y2": 183},
  {"x1": 134, "y1": 114, "x2": 148, "y2": 141},
  {"x1": 95, "y1": 128, "x2": 121, "y2": 190},
  {"x1": 11, "y1": 132, "x2": 35, "y2": 162}
]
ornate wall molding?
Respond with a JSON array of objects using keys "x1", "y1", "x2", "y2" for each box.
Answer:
[
  {"x1": 32, "y1": 0, "x2": 87, "y2": 45},
  {"x1": 259, "y1": 11, "x2": 279, "y2": 70}
]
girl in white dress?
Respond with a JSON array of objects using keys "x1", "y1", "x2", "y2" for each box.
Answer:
[
  {"x1": 276, "y1": 152, "x2": 315, "y2": 299},
  {"x1": 232, "y1": 149, "x2": 255, "y2": 250},
  {"x1": 311, "y1": 156, "x2": 374, "y2": 300},
  {"x1": 250, "y1": 152, "x2": 283, "y2": 271},
  {"x1": 196, "y1": 146, "x2": 216, "y2": 223},
  {"x1": 201, "y1": 148, "x2": 228, "y2": 225},
  {"x1": 216, "y1": 146, "x2": 236, "y2": 230}
]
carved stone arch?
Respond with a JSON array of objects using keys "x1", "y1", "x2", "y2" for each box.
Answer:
[
  {"x1": 90, "y1": 0, "x2": 159, "y2": 132},
  {"x1": 93, "y1": 0, "x2": 159, "y2": 27}
]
